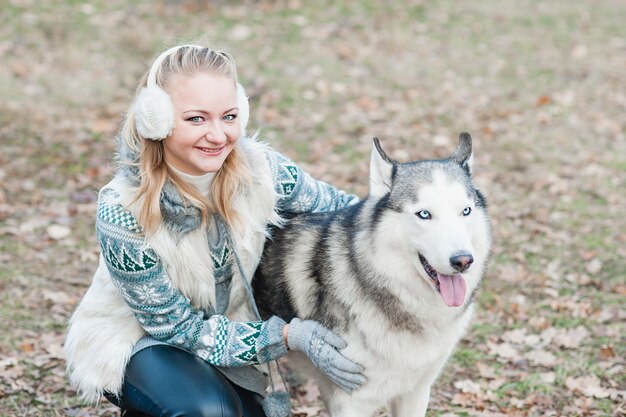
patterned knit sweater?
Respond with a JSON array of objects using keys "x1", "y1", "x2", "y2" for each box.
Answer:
[{"x1": 96, "y1": 148, "x2": 358, "y2": 369}]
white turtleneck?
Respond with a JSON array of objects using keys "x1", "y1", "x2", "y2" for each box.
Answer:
[{"x1": 169, "y1": 165, "x2": 215, "y2": 198}]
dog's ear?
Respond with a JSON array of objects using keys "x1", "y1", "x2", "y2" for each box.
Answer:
[
  {"x1": 450, "y1": 132, "x2": 473, "y2": 175},
  {"x1": 370, "y1": 137, "x2": 395, "y2": 197}
]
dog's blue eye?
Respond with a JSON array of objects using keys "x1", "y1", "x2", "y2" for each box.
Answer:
[
  {"x1": 462, "y1": 207, "x2": 472, "y2": 216},
  {"x1": 416, "y1": 210, "x2": 431, "y2": 220}
]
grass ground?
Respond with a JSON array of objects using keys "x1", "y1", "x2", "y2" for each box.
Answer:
[{"x1": 0, "y1": 0, "x2": 624, "y2": 416}]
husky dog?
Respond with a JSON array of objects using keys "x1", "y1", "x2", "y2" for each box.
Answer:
[{"x1": 253, "y1": 133, "x2": 491, "y2": 417}]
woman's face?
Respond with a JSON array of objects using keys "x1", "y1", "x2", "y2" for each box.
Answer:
[{"x1": 163, "y1": 72, "x2": 241, "y2": 175}]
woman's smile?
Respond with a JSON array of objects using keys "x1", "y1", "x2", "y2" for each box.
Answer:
[{"x1": 195, "y1": 145, "x2": 225, "y2": 156}]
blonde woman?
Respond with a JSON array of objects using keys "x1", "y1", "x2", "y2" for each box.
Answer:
[{"x1": 64, "y1": 45, "x2": 365, "y2": 417}]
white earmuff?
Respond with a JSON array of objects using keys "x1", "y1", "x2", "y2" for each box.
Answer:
[
  {"x1": 132, "y1": 45, "x2": 185, "y2": 140},
  {"x1": 132, "y1": 45, "x2": 250, "y2": 140}
]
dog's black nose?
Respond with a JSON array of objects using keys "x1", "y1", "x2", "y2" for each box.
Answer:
[{"x1": 450, "y1": 252, "x2": 474, "y2": 273}]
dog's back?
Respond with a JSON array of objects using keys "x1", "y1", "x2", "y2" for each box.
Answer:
[
  {"x1": 253, "y1": 134, "x2": 491, "y2": 417},
  {"x1": 254, "y1": 202, "x2": 364, "y2": 327}
]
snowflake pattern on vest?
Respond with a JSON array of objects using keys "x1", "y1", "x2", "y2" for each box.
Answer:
[
  {"x1": 279, "y1": 164, "x2": 298, "y2": 195},
  {"x1": 211, "y1": 244, "x2": 230, "y2": 270},
  {"x1": 103, "y1": 239, "x2": 157, "y2": 273},
  {"x1": 234, "y1": 321, "x2": 262, "y2": 362},
  {"x1": 95, "y1": 200, "x2": 287, "y2": 367}
]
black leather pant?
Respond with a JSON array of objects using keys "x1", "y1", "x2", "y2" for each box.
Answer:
[{"x1": 105, "y1": 345, "x2": 266, "y2": 417}]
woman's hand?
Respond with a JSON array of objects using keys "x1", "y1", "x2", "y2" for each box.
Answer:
[{"x1": 285, "y1": 318, "x2": 366, "y2": 393}]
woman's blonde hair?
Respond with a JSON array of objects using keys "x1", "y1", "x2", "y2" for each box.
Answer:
[{"x1": 119, "y1": 45, "x2": 251, "y2": 235}]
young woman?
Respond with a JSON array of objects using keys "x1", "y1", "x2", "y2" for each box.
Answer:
[{"x1": 64, "y1": 45, "x2": 366, "y2": 417}]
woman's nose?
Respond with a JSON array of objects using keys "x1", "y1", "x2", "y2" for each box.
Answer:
[{"x1": 203, "y1": 120, "x2": 226, "y2": 142}]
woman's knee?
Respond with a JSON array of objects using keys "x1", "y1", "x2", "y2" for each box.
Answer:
[
  {"x1": 171, "y1": 388, "x2": 243, "y2": 417},
  {"x1": 121, "y1": 345, "x2": 248, "y2": 417}
]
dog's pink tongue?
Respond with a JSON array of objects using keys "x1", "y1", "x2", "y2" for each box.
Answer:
[{"x1": 437, "y1": 273, "x2": 467, "y2": 307}]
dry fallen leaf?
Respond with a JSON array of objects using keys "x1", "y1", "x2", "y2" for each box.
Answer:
[
  {"x1": 454, "y1": 379, "x2": 481, "y2": 394},
  {"x1": 20, "y1": 342, "x2": 35, "y2": 353},
  {"x1": 585, "y1": 258, "x2": 602, "y2": 274},
  {"x1": 46, "y1": 224, "x2": 72, "y2": 240},
  {"x1": 42, "y1": 290, "x2": 74, "y2": 304},
  {"x1": 613, "y1": 284, "x2": 626, "y2": 296},
  {"x1": 565, "y1": 375, "x2": 611, "y2": 399},
  {"x1": 477, "y1": 361, "x2": 498, "y2": 379},
  {"x1": 528, "y1": 350, "x2": 559, "y2": 367},
  {"x1": 501, "y1": 328, "x2": 541, "y2": 346},
  {"x1": 536, "y1": 95, "x2": 552, "y2": 106},
  {"x1": 487, "y1": 341, "x2": 521, "y2": 362},
  {"x1": 539, "y1": 372, "x2": 556, "y2": 384},
  {"x1": 599, "y1": 344, "x2": 615, "y2": 360},
  {"x1": 0, "y1": 357, "x2": 24, "y2": 381},
  {"x1": 554, "y1": 326, "x2": 590, "y2": 349},
  {"x1": 451, "y1": 392, "x2": 475, "y2": 407}
]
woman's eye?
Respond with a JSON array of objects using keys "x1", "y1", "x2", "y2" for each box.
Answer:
[
  {"x1": 416, "y1": 210, "x2": 431, "y2": 220},
  {"x1": 223, "y1": 114, "x2": 237, "y2": 121},
  {"x1": 462, "y1": 207, "x2": 472, "y2": 216},
  {"x1": 187, "y1": 116, "x2": 204, "y2": 123}
]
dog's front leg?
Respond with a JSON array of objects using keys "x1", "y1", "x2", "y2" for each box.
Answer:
[
  {"x1": 321, "y1": 388, "x2": 380, "y2": 417},
  {"x1": 389, "y1": 384, "x2": 431, "y2": 417},
  {"x1": 327, "y1": 402, "x2": 380, "y2": 417}
]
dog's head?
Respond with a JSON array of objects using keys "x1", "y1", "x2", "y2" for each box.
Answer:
[{"x1": 368, "y1": 133, "x2": 491, "y2": 307}]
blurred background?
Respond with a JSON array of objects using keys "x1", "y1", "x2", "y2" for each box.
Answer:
[{"x1": 0, "y1": 0, "x2": 624, "y2": 416}]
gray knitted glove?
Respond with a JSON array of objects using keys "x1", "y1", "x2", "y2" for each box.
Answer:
[{"x1": 287, "y1": 318, "x2": 366, "y2": 393}]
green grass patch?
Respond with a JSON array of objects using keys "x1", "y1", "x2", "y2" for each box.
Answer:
[
  {"x1": 0, "y1": 293, "x2": 35, "y2": 335},
  {"x1": 451, "y1": 346, "x2": 488, "y2": 368},
  {"x1": 583, "y1": 232, "x2": 610, "y2": 251},
  {"x1": 523, "y1": 251, "x2": 545, "y2": 273},
  {"x1": 550, "y1": 315, "x2": 590, "y2": 329},
  {"x1": 432, "y1": 411, "x2": 470, "y2": 417},
  {"x1": 609, "y1": 160, "x2": 626, "y2": 171},
  {"x1": 495, "y1": 374, "x2": 554, "y2": 398},
  {"x1": 0, "y1": 238, "x2": 28, "y2": 268},
  {"x1": 470, "y1": 320, "x2": 503, "y2": 344},
  {"x1": 595, "y1": 398, "x2": 616, "y2": 414}
]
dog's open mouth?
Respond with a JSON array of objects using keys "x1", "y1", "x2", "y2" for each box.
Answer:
[{"x1": 419, "y1": 254, "x2": 467, "y2": 307}]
